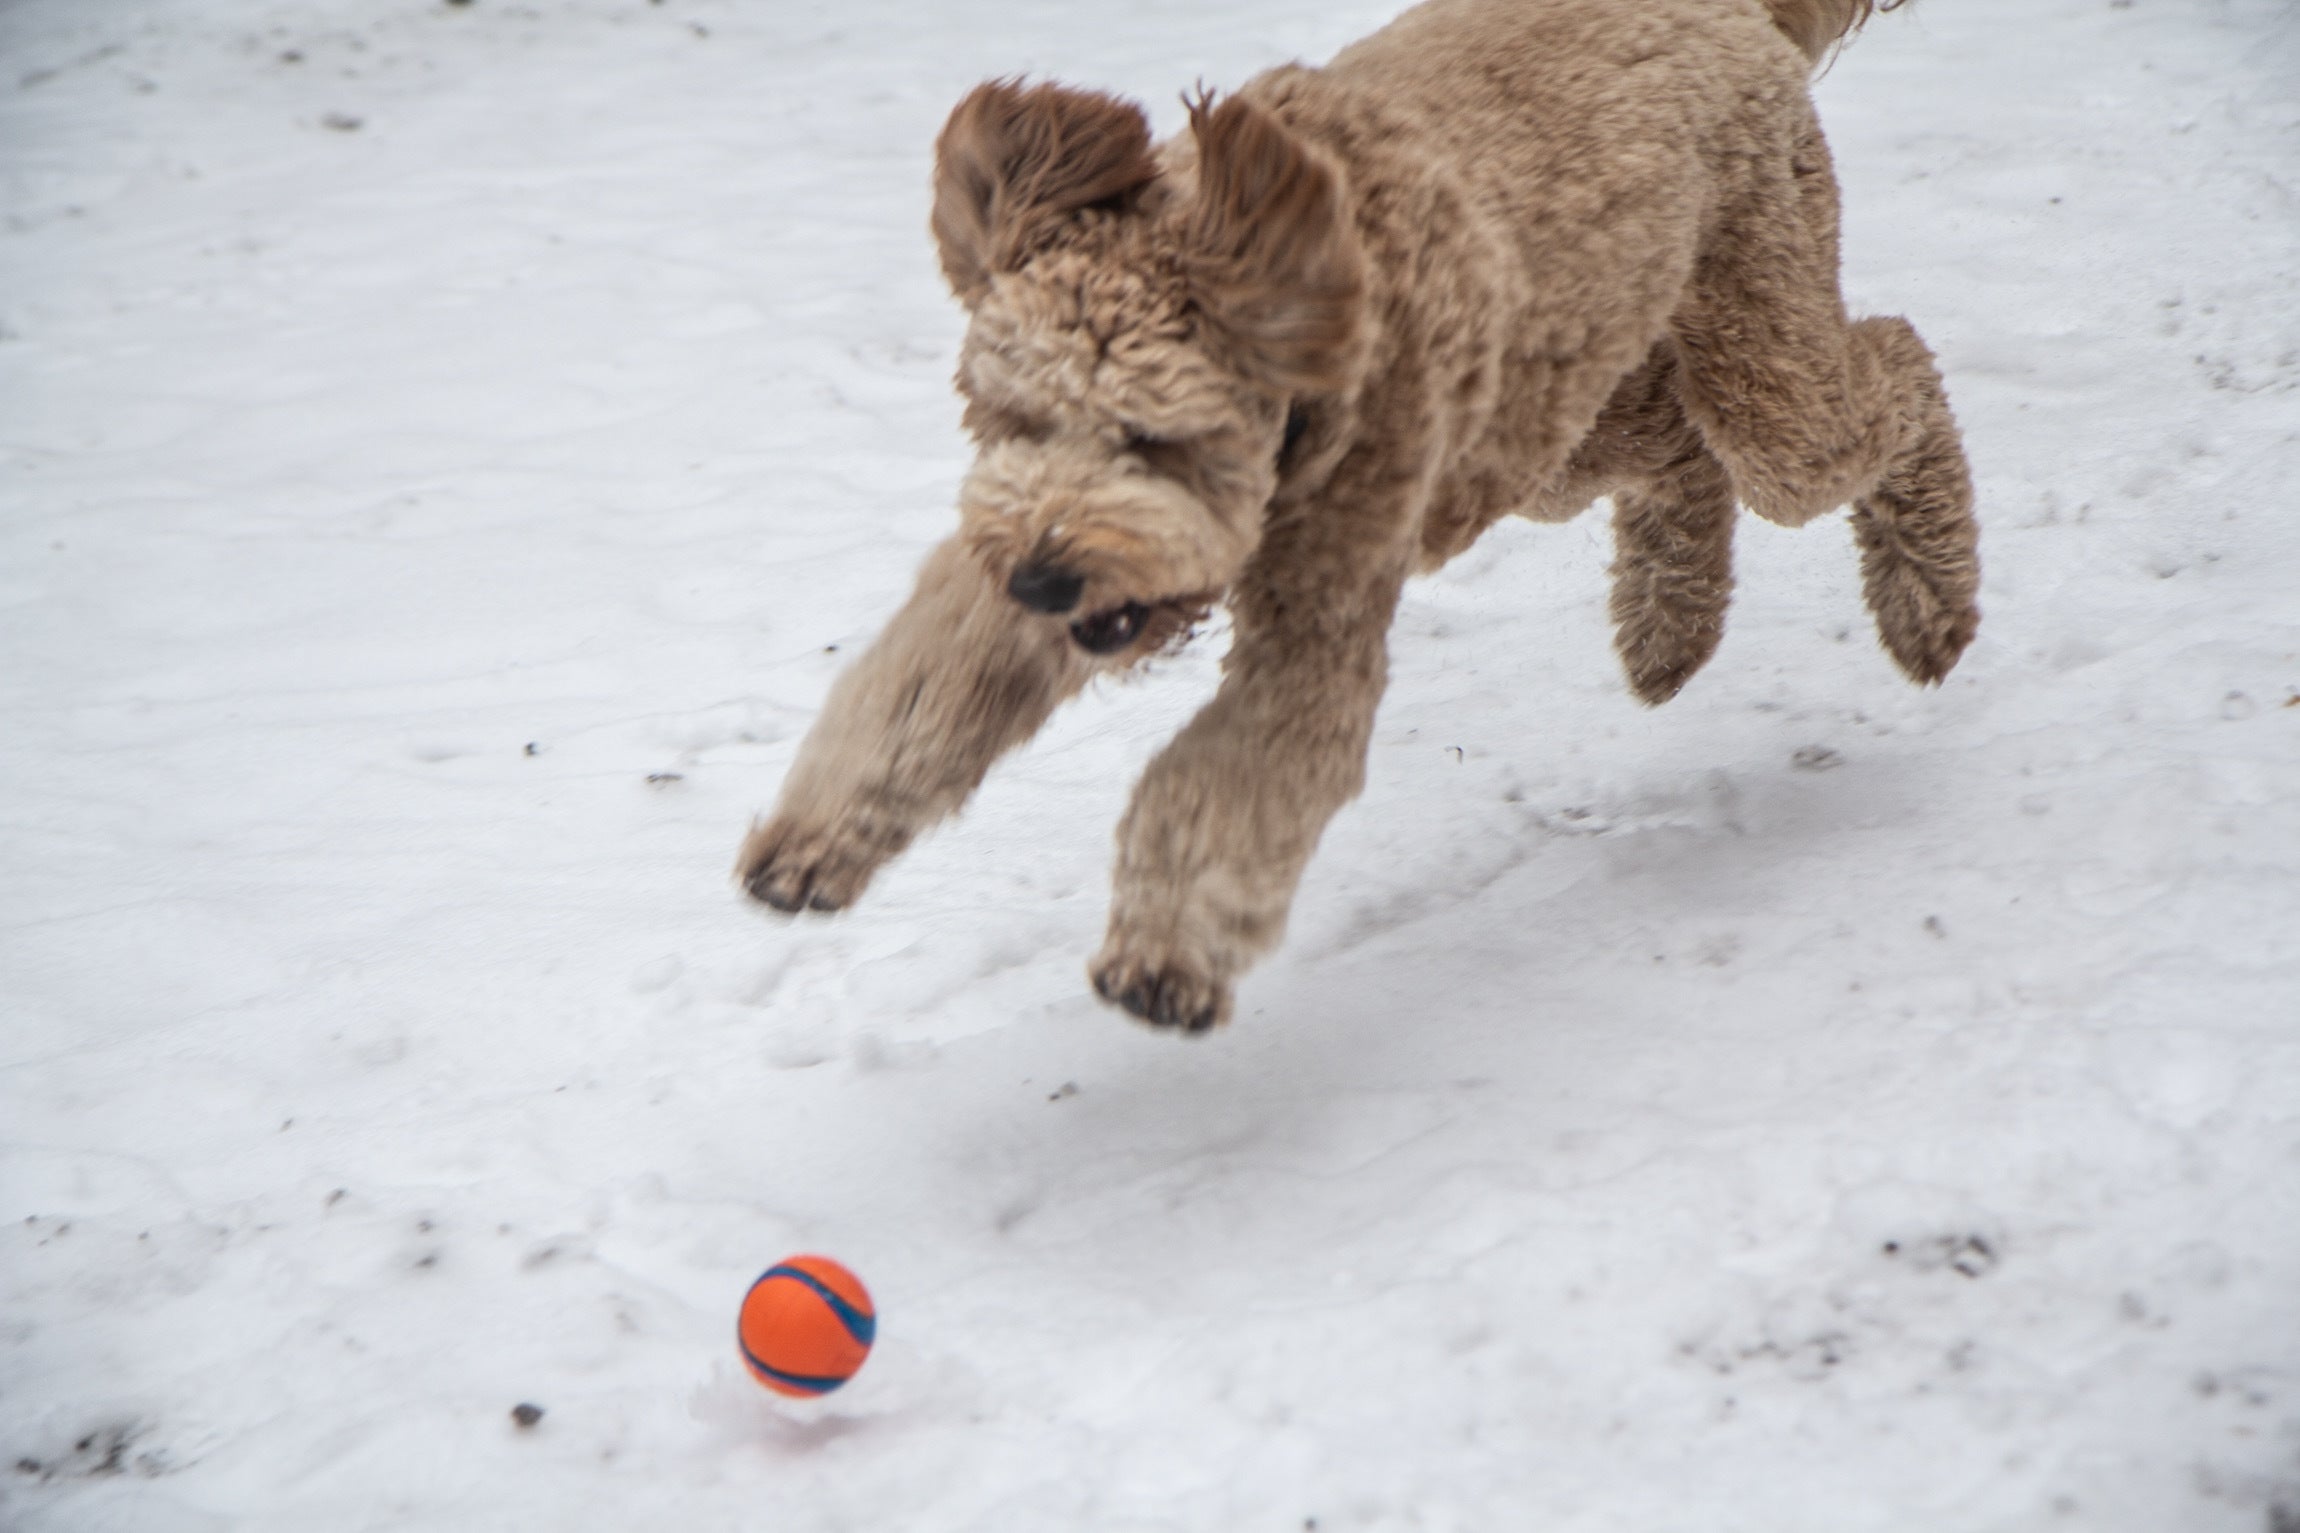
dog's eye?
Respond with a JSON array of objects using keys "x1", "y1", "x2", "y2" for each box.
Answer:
[{"x1": 1121, "y1": 426, "x2": 1168, "y2": 456}]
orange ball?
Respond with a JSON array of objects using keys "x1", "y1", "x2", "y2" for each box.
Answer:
[{"x1": 737, "y1": 1255, "x2": 876, "y2": 1397}]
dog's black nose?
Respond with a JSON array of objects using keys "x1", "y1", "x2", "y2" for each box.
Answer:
[{"x1": 1007, "y1": 562, "x2": 1084, "y2": 614}]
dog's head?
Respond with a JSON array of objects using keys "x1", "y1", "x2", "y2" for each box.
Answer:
[{"x1": 932, "y1": 82, "x2": 1366, "y2": 662}]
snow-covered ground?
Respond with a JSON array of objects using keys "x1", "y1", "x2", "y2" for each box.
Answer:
[{"x1": 4, "y1": 0, "x2": 2296, "y2": 1527}]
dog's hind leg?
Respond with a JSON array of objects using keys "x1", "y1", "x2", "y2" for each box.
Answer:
[
  {"x1": 738, "y1": 535, "x2": 1092, "y2": 913},
  {"x1": 1610, "y1": 445, "x2": 1737, "y2": 706},
  {"x1": 1669, "y1": 114, "x2": 1979, "y2": 684},
  {"x1": 1844, "y1": 319, "x2": 1982, "y2": 685},
  {"x1": 1571, "y1": 349, "x2": 1740, "y2": 705}
]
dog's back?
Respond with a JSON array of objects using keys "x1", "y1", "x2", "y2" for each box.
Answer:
[
  {"x1": 1262, "y1": 0, "x2": 1887, "y2": 256},
  {"x1": 1334, "y1": 0, "x2": 1889, "y2": 75},
  {"x1": 1234, "y1": 0, "x2": 1832, "y2": 569},
  {"x1": 1268, "y1": 0, "x2": 1824, "y2": 277}
]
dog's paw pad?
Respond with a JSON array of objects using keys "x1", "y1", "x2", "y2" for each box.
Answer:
[
  {"x1": 1090, "y1": 953, "x2": 1230, "y2": 1034},
  {"x1": 734, "y1": 819, "x2": 888, "y2": 915}
]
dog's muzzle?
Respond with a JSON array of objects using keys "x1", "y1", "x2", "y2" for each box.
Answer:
[{"x1": 1007, "y1": 560, "x2": 1153, "y2": 655}]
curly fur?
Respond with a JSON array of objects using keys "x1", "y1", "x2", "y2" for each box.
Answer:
[
  {"x1": 738, "y1": 0, "x2": 1980, "y2": 1032},
  {"x1": 1764, "y1": 0, "x2": 1909, "y2": 63}
]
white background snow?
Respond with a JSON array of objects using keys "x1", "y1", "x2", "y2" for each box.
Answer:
[{"x1": 3, "y1": 0, "x2": 2297, "y2": 1527}]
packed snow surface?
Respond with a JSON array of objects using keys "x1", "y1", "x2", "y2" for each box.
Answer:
[{"x1": 3, "y1": 0, "x2": 2297, "y2": 1528}]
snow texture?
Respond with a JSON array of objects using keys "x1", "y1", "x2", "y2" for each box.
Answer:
[{"x1": 2, "y1": 0, "x2": 2297, "y2": 1528}]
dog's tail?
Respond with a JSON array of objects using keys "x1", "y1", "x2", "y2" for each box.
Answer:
[{"x1": 1762, "y1": 0, "x2": 1909, "y2": 65}]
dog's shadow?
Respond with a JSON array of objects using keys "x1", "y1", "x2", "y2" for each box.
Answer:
[
  {"x1": 923, "y1": 743, "x2": 1939, "y2": 1262},
  {"x1": 1292, "y1": 736, "x2": 1934, "y2": 971}
]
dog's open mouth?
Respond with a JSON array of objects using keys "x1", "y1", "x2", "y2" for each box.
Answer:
[{"x1": 1069, "y1": 602, "x2": 1150, "y2": 654}]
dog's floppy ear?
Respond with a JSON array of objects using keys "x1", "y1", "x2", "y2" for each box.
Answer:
[
  {"x1": 932, "y1": 80, "x2": 1159, "y2": 306},
  {"x1": 1181, "y1": 93, "x2": 1365, "y2": 394}
]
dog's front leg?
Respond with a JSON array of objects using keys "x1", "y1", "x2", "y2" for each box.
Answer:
[
  {"x1": 1092, "y1": 526, "x2": 1414, "y2": 1032},
  {"x1": 739, "y1": 535, "x2": 1090, "y2": 913}
]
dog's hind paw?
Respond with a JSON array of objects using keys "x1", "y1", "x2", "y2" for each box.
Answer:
[
  {"x1": 1090, "y1": 948, "x2": 1232, "y2": 1034},
  {"x1": 1854, "y1": 508, "x2": 1980, "y2": 686},
  {"x1": 735, "y1": 814, "x2": 901, "y2": 914}
]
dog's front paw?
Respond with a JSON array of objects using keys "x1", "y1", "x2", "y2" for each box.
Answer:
[
  {"x1": 1090, "y1": 945, "x2": 1233, "y2": 1034},
  {"x1": 735, "y1": 815, "x2": 899, "y2": 914}
]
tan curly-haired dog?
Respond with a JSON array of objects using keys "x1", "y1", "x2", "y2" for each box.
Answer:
[{"x1": 739, "y1": 0, "x2": 1979, "y2": 1032}]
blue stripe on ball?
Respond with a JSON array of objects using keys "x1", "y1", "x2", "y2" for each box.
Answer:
[
  {"x1": 760, "y1": 1263, "x2": 878, "y2": 1346},
  {"x1": 738, "y1": 1340, "x2": 849, "y2": 1395}
]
